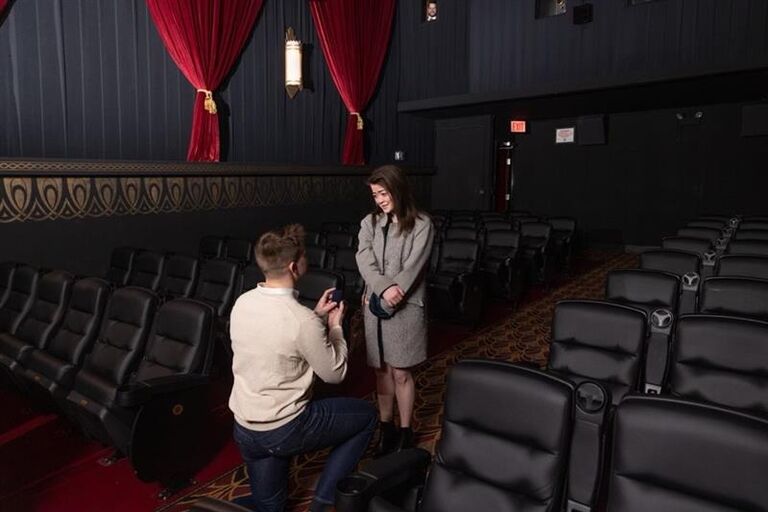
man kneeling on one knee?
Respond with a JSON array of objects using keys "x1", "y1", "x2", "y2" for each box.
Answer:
[{"x1": 229, "y1": 224, "x2": 377, "y2": 512}]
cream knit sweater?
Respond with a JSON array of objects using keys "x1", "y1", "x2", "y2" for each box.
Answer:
[{"x1": 228, "y1": 284, "x2": 347, "y2": 431}]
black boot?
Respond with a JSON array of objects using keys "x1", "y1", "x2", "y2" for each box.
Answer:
[
  {"x1": 375, "y1": 421, "x2": 398, "y2": 457},
  {"x1": 396, "y1": 427, "x2": 415, "y2": 451}
]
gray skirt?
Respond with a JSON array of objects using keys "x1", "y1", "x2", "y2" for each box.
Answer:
[{"x1": 363, "y1": 301, "x2": 428, "y2": 369}]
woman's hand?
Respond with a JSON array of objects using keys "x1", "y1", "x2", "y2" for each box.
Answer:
[
  {"x1": 328, "y1": 301, "x2": 345, "y2": 328},
  {"x1": 382, "y1": 285, "x2": 406, "y2": 307},
  {"x1": 314, "y1": 288, "x2": 338, "y2": 317}
]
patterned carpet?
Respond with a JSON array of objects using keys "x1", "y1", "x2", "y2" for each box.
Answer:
[{"x1": 159, "y1": 251, "x2": 637, "y2": 512}]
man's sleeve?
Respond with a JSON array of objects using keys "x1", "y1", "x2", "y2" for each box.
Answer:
[{"x1": 296, "y1": 315, "x2": 348, "y2": 384}]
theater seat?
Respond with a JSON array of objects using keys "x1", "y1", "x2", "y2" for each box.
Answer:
[
  {"x1": 661, "y1": 236, "x2": 711, "y2": 256},
  {"x1": 548, "y1": 217, "x2": 577, "y2": 272},
  {"x1": 223, "y1": 238, "x2": 253, "y2": 266},
  {"x1": 62, "y1": 286, "x2": 156, "y2": 441},
  {"x1": 479, "y1": 230, "x2": 523, "y2": 302},
  {"x1": 0, "y1": 264, "x2": 40, "y2": 334},
  {"x1": 199, "y1": 236, "x2": 225, "y2": 260},
  {"x1": 738, "y1": 221, "x2": 768, "y2": 231},
  {"x1": 296, "y1": 270, "x2": 343, "y2": 310},
  {"x1": 105, "y1": 247, "x2": 136, "y2": 287},
  {"x1": 235, "y1": 264, "x2": 264, "y2": 298},
  {"x1": 733, "y1": 229, "x2": 768, "y2": 241},
  {"x1": 325, "y1": 232, "x2": 356, "y2": 250},
  {"x1": 698, "y1": 277, "x2": 768, "y2": 321},
  {"x1": 482, "y1": 220, "x2": 512, "y2": 232},
  {"x1": 668, "y1": 314, "x2": 768, "y2": 417},
  {"x1": 520, "y1": 222, "x2": 553, "y2": 283},
  {"x1": 159, "y1": 254, "x2": 199, "y2": 299},
  {"x1": 427, "y1": 240, "x2": 483, "y2": 324},
  {"x1": 686, "y1": 220, "x2": 725, "y2": 230},
  {"x1": 715, "y1": 254, "x2": 768, "y2": 280},
  {"x1": 127, "y1": 251, "x2": 166, "y2": 291},
  {"x1": 336, "y1": 360, "x2": 593, "y2": 512},
  {"x1": 0, "y1": 271, "x2": 73, "y2": 379},
  {"x1": 726, "y1": 239, "x2": 768, "y2": 257},
  {"x1": 605, "y1": 395, "x2": 768, "y2": 512},
  {"x1": 193, "y1": 259, "x2": 239, "y2": 317},
  {"x1": 15, "y1": 277, "x2": 110, "y2": 400},
  {"x1": 331, "y1": 248, "x2": 365, "y2": 307},
  {"x1": 639, "y1": 249, "x2": 701, "y2": 314},
  {"x1": 68, "y1": 297, "x2": 215, "y2": 489},
  {"x1": 675, "y1": 227, "x2": 721, "y2": 243},
  {"x1": 444, "y1": 227, "x2": 480, "y2": 242},
  {"x1": 306, "y1": 245, "x2": 328, "y2": 270},
  {"x1": 0, "y1": 262, "x2": 17, "y2": 309},
  {"x1": 605, "y1": 269, "x2": 680, "y2": 317},
  {"x1": 548, "y1": 300, "x2": 647, "y2": 405}
]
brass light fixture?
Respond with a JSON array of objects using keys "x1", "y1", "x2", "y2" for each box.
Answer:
[{"x1": 285, "y1": 27, "x2": 303, "y2": 99}]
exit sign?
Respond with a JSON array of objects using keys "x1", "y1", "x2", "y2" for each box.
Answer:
[{"x1": 510, "y1": 120, "x2": 527, "y2": 133}]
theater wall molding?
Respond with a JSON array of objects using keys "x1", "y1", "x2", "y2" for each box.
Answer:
[{"x1": 0, "y1": 160, "x2": 433, "y2": 224}]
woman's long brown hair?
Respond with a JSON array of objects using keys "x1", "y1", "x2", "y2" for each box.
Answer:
[{"x1": 368, "y1": 165, "x2": 422, "y2": 234}]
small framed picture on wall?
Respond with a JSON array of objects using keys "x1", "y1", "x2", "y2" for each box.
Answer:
[{"x1": 425, "y1": 1, "x2": 438, "y2": 22}]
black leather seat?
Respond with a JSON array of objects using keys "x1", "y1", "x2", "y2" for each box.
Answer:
[
  {"x1": 519, "y1": 222, "x2": 553, "y2": 283},
  {"x1": 686, "y1": 219, "x2": 725, "y2": 230},
  {"x1": 67, "y1": 297, "x2": 215, "y2": 488},
  {"x1": 698, "y1": 276, "x2": 768, "y2": 321},
  {"x1": 733, "y1": 229, "x2": 768, "y2": 241},
  {"x1": 0, "y1": 271, "x2": 73, "y2": 379},
  {"x1": 0, "y1": 264, "x2": 40, "y2": 334},
  {"x1": 675, "y1": 227, "x2": 721, "y2": 243},
  {"x1": 322, "y1": 221, "x2": 349, "y2": 233},
  {"x1": 668, "y1": 314, "x2": 768, "y2": 417},
  {"x1": 305, "y1": 230, "x2": 324, "y2": 247},
  {"x1": 61, "y1": 286, "x2": 156, "y2": 436},
  {"x1": 444, "y1": 227, "x2": 480, "y2": 242},
  {"x1": 0, "y1": 262, "x2": 17, "y2": 310},
  {"x1": 726, "y1": 239, "x2": 768, "y2": 257},
  {"x1": 193, "y1": 259, "x2": 239, "y2": 317},
  {"x1": 235, "y1": 264, "x2": 264, "y2": 297},
  {"x1": 605, "y1": 268, "x2": 680, "y2": 317},
  {"x1": 605, "y1": 395, "x2": 768, "y2": 512},
  {"x1": 127, "y1": 251, "x2": 166, "y2": 292},
  {"x1": 482, "y1": 220, "x2": 512, "y2": 231},
  {"x1": 105, "y1": 247, "x2": 136, "y2": 287},
  {"x1": 199, "y1": 236, "x2": 225, "y2": 260},
  {"x1": 639, "y1": 249, "x2": 701, "y2": 277},
  {"x1": 738, "y1": 221, "x2": 768, "y2": 231},
  {"x1": 325, "y1": 232, "x2": 356, "y2": 250},
  {"x1": 15, "y1": 277, "x2": 110, "y2": 400},
  {"x1": 548, "y1": 217, "x2": 577, "y2": 272},
  {"x1": 306, "y1": 245, "x2": 328, "y2": 270},
  {"x1": 159, "y1": 254, "x2": 199, "y2": 299},
  {"x1": 336, "y1": 360, "x2": 584, "y2": 512},
  {"x1": 661, "y1": 236, "x2": 711, "y2": 256},
  {"x1": 427, "y1": 240, "x2": 483, "y2": 324},
  {"x1": 223, "y1": 238, "x2": 253, "y2": 266},
  {"x1": 548, "y1": 300, "x2": 648, "y2": 405},
  {"x1": 715, "y1": 254, "x2": 768, "y2": 280},
  {"x1": 331, "y1": 247, "x2": 365, "y2": 307},
  {"x1": 448, "y1": 220, "x2": 477, "y2": 231},
  {"x1": 296, "y1": 270, "x2": 343, "y2": 310},
  {"x1": 479, "y1": 230, "x2": 523, "y2": 302}
]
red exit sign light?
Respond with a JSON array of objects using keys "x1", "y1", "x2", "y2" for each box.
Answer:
[{"x1": 510, "y1": 120, "x2": 527, "y2": 133}]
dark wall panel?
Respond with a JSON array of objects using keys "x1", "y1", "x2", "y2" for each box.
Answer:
[
  {"x1": 467, "y1": 0, "x2": 768, "y2": 96},
  {"x1": 512, "y1": 102, "x2": 768, "y2": 246}
]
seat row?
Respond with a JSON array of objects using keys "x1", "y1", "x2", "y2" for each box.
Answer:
[
  {"x1": 0, "y1": 266, "x2": 215, "y2": 492},
  {"x1": 334, "y1": 358, "x2": 768, "y2": 512}
]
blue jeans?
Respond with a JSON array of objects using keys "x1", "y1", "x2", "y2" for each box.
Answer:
[{"x1": 232, "y1": 397, "x2": 377, "y2": 512}]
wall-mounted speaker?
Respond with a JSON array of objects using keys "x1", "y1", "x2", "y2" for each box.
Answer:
[
  {"x1": 577, "y1": 115, "x2": 606, "y2": 145},
  {"x1": 573, "y1": 3, "x2": 593, "y2": 25},
  {"x1": 741, "y1": 104, "x2": 768, "y2": 137}
]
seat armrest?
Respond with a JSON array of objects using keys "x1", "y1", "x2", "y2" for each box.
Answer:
[
  {"x1": 370, "y1": 496, "x2": 410, "y2": 512},
  {"x1": 116, "y1": 373, "x2": 208, "y2": 407},
  {"x1": 336, "y1": 448, "x2": 431, "y2": 512}
]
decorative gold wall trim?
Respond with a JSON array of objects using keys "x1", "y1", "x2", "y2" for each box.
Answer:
[{"x1": 0, "y1": 163, "x2": 432, "y2": 224}]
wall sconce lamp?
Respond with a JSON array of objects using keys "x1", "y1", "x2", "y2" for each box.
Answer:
[{"x1": 285, "y1": 27, "x2": 303, "y2": 99}]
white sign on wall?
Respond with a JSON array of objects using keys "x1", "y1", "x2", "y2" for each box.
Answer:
[{"x1": 555, "y1": 127, "x2": 575, "y2": 144}]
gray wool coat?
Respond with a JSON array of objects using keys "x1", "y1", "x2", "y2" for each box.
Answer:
[{"x1": 356, "y1": 212, "x2": 434, "y2": 368}]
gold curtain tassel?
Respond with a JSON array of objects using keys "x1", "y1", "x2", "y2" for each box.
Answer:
[
  {"x1": 197, "y1": 89, "x2": 217, "y2": 115},
  {"x1": 351, "y1": 112, "x2": 364, "y2": 130}
]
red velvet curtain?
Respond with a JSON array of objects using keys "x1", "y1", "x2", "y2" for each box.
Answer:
[
  {"x1": 146, "y1": 0, "x2": 263, "y2": 162},
  {"x1": 0, "y1": 0, "x2": 9, "y2": 17},
  {"x1": 310, "y1": 0, "x2": 396, "y2": 165}
]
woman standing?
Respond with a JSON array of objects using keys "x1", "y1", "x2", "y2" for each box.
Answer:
[{"x1": 356, "y1": 165, "x2": 434, "y2": 453}]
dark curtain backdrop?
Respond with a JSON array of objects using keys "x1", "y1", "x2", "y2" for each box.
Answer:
[{"x1": 0, "y1": 0, "x2": 433, "y2": 166}]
